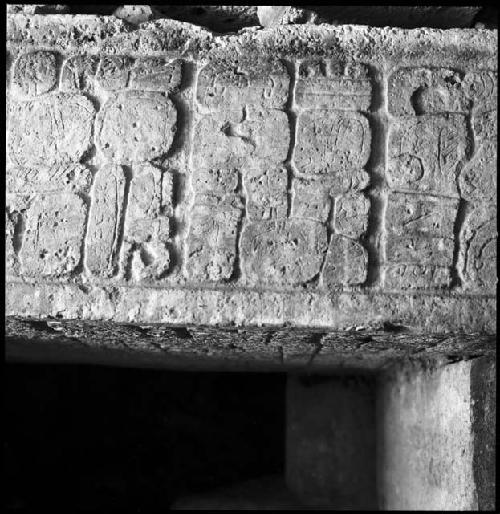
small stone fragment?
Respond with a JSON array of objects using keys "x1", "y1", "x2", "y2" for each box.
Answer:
[{"x1": 113, "y1": 5, "x2": 155, "y2": 26}]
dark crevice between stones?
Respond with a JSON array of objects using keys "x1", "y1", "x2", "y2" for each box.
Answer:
[{"x1": 363, "y1": 64, "x2": 388, "y2": 289}]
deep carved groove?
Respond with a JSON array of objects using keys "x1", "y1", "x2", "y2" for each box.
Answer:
[
  {"x1": 282, "y1": 59, "x2": 299, "y2": 219},
  {"x1": 363, "y1": 64, "x2": 390, "y2": 288}
]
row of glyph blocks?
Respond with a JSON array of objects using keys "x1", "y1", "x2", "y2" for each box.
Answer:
[{"x1": 5, "y1": 48, "x2": 497, "y2": 292}]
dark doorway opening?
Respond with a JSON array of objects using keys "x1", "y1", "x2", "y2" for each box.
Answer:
[{"x1": 5, "y1": 363, "x2": 286, "y2": 510}]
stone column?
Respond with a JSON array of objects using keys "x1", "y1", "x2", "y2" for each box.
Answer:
[{"x1": 377, "y1": 357, "x2": 496, "y2": 510}]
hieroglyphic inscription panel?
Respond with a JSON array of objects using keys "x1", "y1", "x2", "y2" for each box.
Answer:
[
  {"x1": 294, "y1": 59, "x2": 371, "y2": 287},
  {"x1": 387, "y1": 66, "x2": 497, "y2": 291},
  {"x1": 5, "y1": 38, "x2": 497, "y2": 299}
]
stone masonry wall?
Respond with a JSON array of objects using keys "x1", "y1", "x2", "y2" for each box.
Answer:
[{"x1": 5, "y1": 16, "x2": 497, "y2": 343}]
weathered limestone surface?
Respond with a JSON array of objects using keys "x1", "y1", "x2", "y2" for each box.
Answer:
[
  {"x1": 5, "y1": 15, "x2": 497, "y2": 366},
  {"x1": 377, "y1": 357, "x2": 496, "y2": 510}
]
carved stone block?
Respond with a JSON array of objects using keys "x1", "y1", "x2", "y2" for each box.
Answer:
[
  {"x1": 7, "y1": 163, "x2": 92, "y2": 195},
  {"x1": 8, "y1": 94, "x2": 96, "y2": 167},
  {"x1": 296, "y1": 60, "x2": 372, "y2": 111},
  {"x1": 388, "y1": 114, "x2": 466, "y2": 196},
  {"x1": 461, "y1": 204, "x2": 497, "y2": 292},
  {"x1": 96, "y1": 92, "x2": 177, "y2": 163},
  {"x1": 85, "y1": 165, "x2": 127, "y2": 278},
  {"x1": 19, "y1": 193, "x2": 87, "y2": 277},
  {"x1": 323, "y1": 234, "x2": 367, "y2": 287},
  {"x1": 241, "y1": 219, "x2": 327, "y2": 286},
  {"x1": 245, "y1": 167, "x2": 288, "y2": 220},
  {"x1": 60, "y1": 55, "x2": 100, "y2": 93},
  {"x1": 197, "y1": 58, "x2": 289, "y2": 110},
  {"x1": 460, "y1": 109, "x2": 497, "y2": 203},
  {"x1": 187, "y1": 198, "x2": 243, "y2": 282},
  {"x1": 192, "y1": 109, "x2": 290, "y2": 170},
  {"x1": 12, "y1": 50, "x2": 58, "y2": 97},
  {"x1": 385, "y1": 192, "x2": 458, "y2": 289},
  {"x1": 295, "y1": 110, "x2": 371, "y2": 174},
  {"x1": 129, "y1": 57, "x2": 182, "y2": 92}
]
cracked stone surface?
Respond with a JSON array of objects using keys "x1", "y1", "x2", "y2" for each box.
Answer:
[{"x1": 5, "y1": 14, "x2": 497, "y2": 368}]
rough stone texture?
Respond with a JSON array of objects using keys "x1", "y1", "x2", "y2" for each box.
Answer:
[
  {"x1": 377, "y1": 359, "x2": 495, "y2": 510},
  {"x1": 471, "y1": 358, "x2": 496, "y2": 511},
  {"x1": 5, "y1": 15, "x2": 497, "y2": 365},
  {"x1": 5, "y1": 317, "x2": 495, "y2": 372},
  {"x1": 286, "y1": 375, "x2": 377, "y2": 509}
]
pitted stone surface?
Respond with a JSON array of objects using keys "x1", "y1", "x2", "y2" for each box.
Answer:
[
  {"x1": 197, "y1": 58, "x2": 289, "y2": 110},
  {"x1": 12, "y1": 50, "x2": 58, "y2": 97},
  {"x1": 187, "y1": 198, "x2": 243, "y2": 282},
  {"x1": 5, "y1": 16, "x2": 497, "y2": 342},
  {"x1": 388, "y1": 114, "x2": 467, "y2": 196},
  {"x1": 295, "y1": 111, "x2": 371, "y2": 174},
  {"x1": 7, "y1": 163, "x2": 92, "y2": 195},
  {"x1": 123, "y1": 164, "x2": 173, "y2": 282},
  {"x1": 323, "y1": 235, "x2": 368, "y2": 287},
  {"x1": 19, "y1": 193, "x2": 87, "y2": 277},
  {"x1": 296, "y1": 60, "x2": 372, "y2": 111},
  {"x1": 8, "y1": 93, "x2": 95, "y2": 167},
  {"x1": 460, "y1": 109, "x2": 497, "y2": 203},
  {"x1": 85, "y1": 165, "x2": 126, "y2": 278},
  {"x1": 461, "y1": 204, "x2": 497, "y2": 292},
  {"x1": 241, "y1": 219, "x2": 327, "y2": 286},
  {"x1": 192, "y1": 109, "x2": 290, "y2": 170},
  {"x1": 245, "y1": 167, "x2": 288, "y2": 220},
  {"x1": 385, "y1": 193, "x2": 458, "y2": 289},
  {"x1": 96, "y1": 91, "x2": 177, "y2": 163},
  {"x1": 60, "y1": 54, "x2": 100, "y2": 93}
]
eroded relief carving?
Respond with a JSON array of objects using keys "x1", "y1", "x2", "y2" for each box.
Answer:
[
  {"x1": 384, "y1": 193, "x2": 458, "y2": 289},
  {"x1": 96, "y1": 91, "x2": 177, "y2": 163},
  {"x1": 386, "y1": 66, "x2": 497, "y2": 291},
  {"x1": 122, "y1": 164, "x2": 173, "y2": 282},
  {"x1": 85, "y1": 165, "x2": 126, "y2": 278},
  {"x1": 5, "y1": 47, "x2": 496, "y2": 296},
  {"x1": 8, "y1": 93, "x2": 96, "y2": 167},
  {"x1": 20, "y1": 193, "x2": 87, "y2": 277}
]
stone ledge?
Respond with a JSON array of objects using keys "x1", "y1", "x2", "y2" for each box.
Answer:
[{"x1": 6, "y1": 316, "x2": 495, "y2": 372}]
